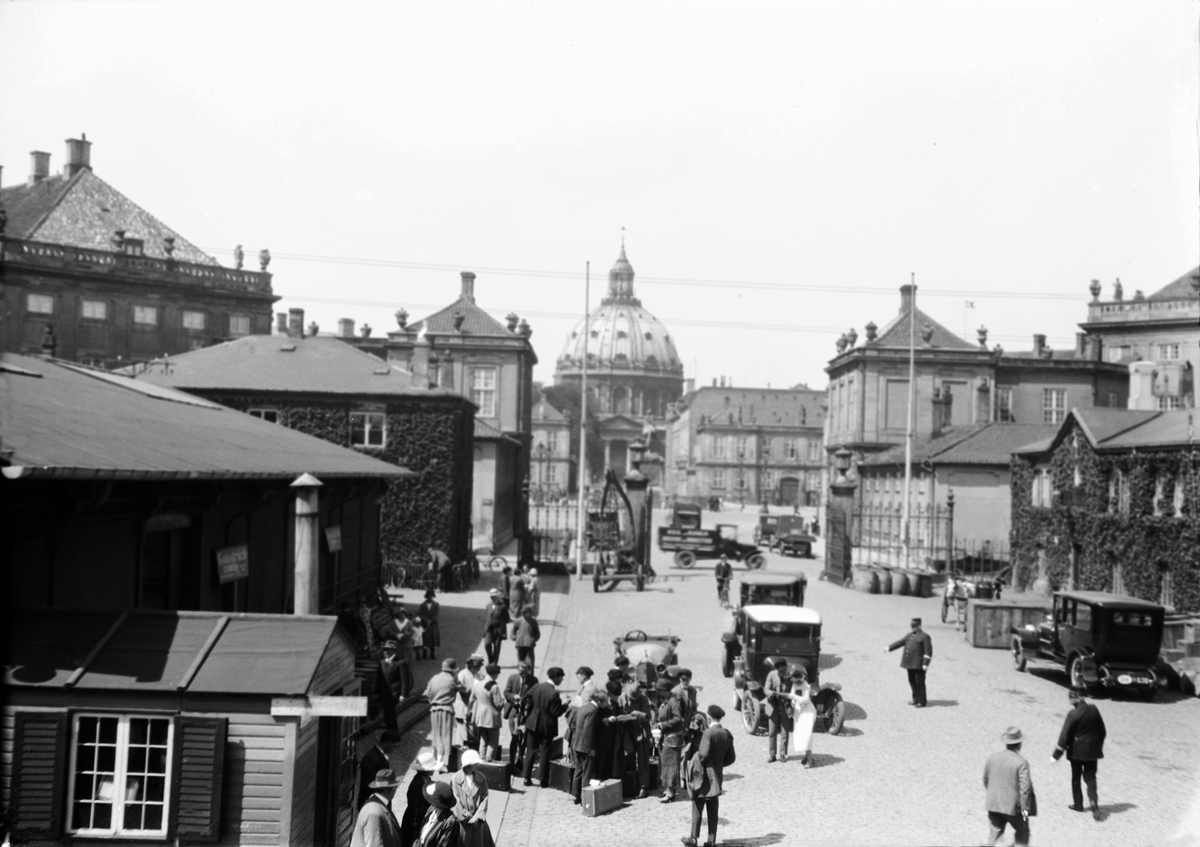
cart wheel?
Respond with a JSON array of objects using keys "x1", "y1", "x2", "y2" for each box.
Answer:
[
  {"x1": 741, "y1": 693, "x2": 761, "y2": 735},
  {"x1": 675, "y1": 550, "x2": 696, "y2": 569},
  {"x1": 1011, "y1": 636, "x2": 1027, "y2": 672},
  {"x1": 822, "y1": 692, "x2": 846, "y2": 735},
  {"x1": 745, "y1": 553, "x2": 766, "y2": 570}
]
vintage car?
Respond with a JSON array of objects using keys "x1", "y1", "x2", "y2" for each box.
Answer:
[
  {"x1": 658, "y1": 523, "x2": 766, "y2": 569},
  {"x1": 1010, "y1": 591, "x2": 1165, "y2": 699},
  {"x1": 613, "y1": 629, "x2": 681, "y2": 673},
  {"x1": 753, "y1": 514, "x2": 780, "y2": 546},
  {"x1": 773, "y1": 518, "x2": 815, "y2": 558},
  {"x1": 734, "y1": 572, "x2": 807, "y2": 613},
  {"x1": 724, "y1": 605, "x2": 845, "y2": 735}
]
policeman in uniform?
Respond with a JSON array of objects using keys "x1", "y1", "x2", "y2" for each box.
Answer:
[{"x1": 887, "y1": 617, "x2": 933, "y2": 707}]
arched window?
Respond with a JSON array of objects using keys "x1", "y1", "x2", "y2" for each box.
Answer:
[{"x1": 612, "y1": 386, "x2": 629, "y2": 415}]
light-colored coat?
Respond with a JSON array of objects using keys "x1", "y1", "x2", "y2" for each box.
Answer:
[
  {"x1": 469, "y1": 679, "x2": 504, "y2": 729},
  {"x1": 350, "y1": 795, "x2": 403, "y2": 847},
  {"x1": 983, "y1": 748, "x2": 1033, "y2": 816}
]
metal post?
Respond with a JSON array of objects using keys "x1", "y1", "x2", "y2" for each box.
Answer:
[
  {"x1": 576, "y1": 262, "x2": 590, "y2": 580},
  {"x1": 292, "y1": 473, "x2": 323, "y2": 615}
]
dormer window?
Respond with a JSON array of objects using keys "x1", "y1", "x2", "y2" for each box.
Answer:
[
  {"x1": 122, "y1": 238, "x2": 145, "y2": 256},
  {"x1": 644, "y1": 332, "x2": 653, "y2": 341},
  {"x1": 617, "y1": 330, "x2": 628, "y2": 339}
]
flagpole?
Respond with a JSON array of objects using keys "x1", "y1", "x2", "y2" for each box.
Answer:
[
  {"x1": 575, "y1": 261, "x2": 590, "y2": 580},
  {"x1": 902, "y1": 273, "x2": 916, "y2": 570}
]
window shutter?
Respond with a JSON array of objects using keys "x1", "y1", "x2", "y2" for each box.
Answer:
[
  {"x1": 169, "y1": 716, "x2": 227, "y2": 841},
  {"x1": 11, "y1": 712, "x2": 68, "y2": 839}
]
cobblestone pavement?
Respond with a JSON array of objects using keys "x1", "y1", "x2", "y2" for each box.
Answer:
[{"x1": 383, "y1": 512, "x2": 1200, "y2": 847}]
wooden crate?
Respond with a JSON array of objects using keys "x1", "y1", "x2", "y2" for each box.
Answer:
[
  {"x1": 967, "y1": 599, "x2": 1051, "y2": 649},
  {"x1": 582, "y1": 778, "x2": 624, "y2": 817}
]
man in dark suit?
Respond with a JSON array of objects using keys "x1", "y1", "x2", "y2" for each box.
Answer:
[
  {"x1": 503, "y1": 660, "x2": 535, "y2": 765},
  {"x1": 569, "y1": 688, "x2": 614, "y2": 805},
  {"x1": 522, "y1": 666, "x2": 567, "y2": 787},
  {"x1": 682, "y1": 704, "x2": 736, "y2": 847},
  {"x1": 983, "y1": 726, "x2": 1033, "y2": 847},
  {"x1": 887, "y1": 617, "x2": 933, "y2": 707},
  {"x1": 1052, "y1": 689, "x2": 1107, "y2": 820},
  {"x1": 762, "y1": 657, "x2": 793, "y2": 763}
]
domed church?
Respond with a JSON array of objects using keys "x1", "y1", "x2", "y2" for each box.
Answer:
[{"x1": 554, "y1": 241, "x2": 684, "y2": 479}]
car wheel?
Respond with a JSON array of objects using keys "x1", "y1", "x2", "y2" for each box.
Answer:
[
  {"x1": 1011, "y1": 637, "x2": 1027, "y2": 672},
  {"x1": 823, "y1": 693, "x2": 846, "y2": 735},
  {"x1": 741, "y1": 693, "x2": 761, "y2": 735},
  {"x1": 746, "y1": 553, "x2": 766, "y2": 570},
  {"x1": 1068, "y1": 655, "x2": 1086, "y2": 690},
  {"x1": 675, "y1": 550, "x2": 696, "y2": 569}
]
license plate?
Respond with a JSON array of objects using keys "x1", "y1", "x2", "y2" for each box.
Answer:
[{"x1": 1117, "y1": 674, "x2": 1132, "y2": 685}]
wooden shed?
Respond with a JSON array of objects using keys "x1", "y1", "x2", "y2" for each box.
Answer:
[{"x1": 3, "y1": 609, "x2": 365, "y2": 846}]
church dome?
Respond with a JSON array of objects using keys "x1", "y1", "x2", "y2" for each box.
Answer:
[{"x1": 555, "y1": 247, "x2": 683, "y2": 377}]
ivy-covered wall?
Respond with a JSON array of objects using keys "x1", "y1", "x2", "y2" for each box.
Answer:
[
  {"x1": 1010, "y1": 418, "x2": 1200, "y2": 614},
  {"x1": 213, "y1": 393, "x2": 475, "y2": 567}
]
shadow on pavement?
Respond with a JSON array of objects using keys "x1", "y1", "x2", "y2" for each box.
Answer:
[
  {"x1": 842, "y1": 701, "x2": 867, "y2": 722},
  {"x1": 836, "y1": 726, "x2": 864, "y2": 738},
  {"x1": 818, "y1": 652, "x2": 842, "y2": 670},
  {"x1": 926, "y1": 699, "x2": 959, "y2": 707},
  {"x1": 1099, "y1": 802, "x2": 1137, "y2": 820},
  {"x1": 808, "y1": 754, "x2": 845, "y2": 768},
  {"x1": 722, "y1": 834, "x2": 787, "y2": 846}
]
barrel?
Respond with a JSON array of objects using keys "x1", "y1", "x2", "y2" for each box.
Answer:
[
  {"x1": 894, "y1": 570, "x2": 911, "y2": 596},
  {"x1": 852, "y1": 565, "x2": 879, "y2": 594},
  {"x1": 878, "y1": 568, "x2": 894, "y2": 595}
]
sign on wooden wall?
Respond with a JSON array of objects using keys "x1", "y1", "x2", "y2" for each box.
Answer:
[
  {"x1": 216, "y1": 544, "x2": 249, "y2": 584},
  {"x1": 325, "y1": 526, "x2": 343, "y2": 552}
]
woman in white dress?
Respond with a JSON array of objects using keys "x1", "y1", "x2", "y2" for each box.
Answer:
[{"x1": 788, "y1": 666, "x2": 817, "y2": 768}]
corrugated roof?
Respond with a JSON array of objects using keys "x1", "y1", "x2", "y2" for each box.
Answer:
[
  {"x1": 1, "y1": 353, "x2": 412, "y2": 480},
  {"x1": 1, "y1": 169, "x2": 216, "y2": 265},
  {"x1": 873, "y1": 306, "x2": 977, "y2": 351},
  {"x1": 409, "y1": 296, "x2": 512, "y2": 337},
  {"x1": 1148, "y1": 266, "x2": 1200, "y2": 301},
  {"x1": 4, "y1": 609, "x2": 353, "y2": 696},
  {"x1": 863, "y1": 423, "x2": 1059, "y2": 467},
  {"x1": 133, "y1": 335, "x2": 457, "y2": 397}
]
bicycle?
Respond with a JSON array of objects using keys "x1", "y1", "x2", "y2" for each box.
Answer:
[
  {"x1": 717, "y1": 579, "x2": 730, "y2": 608},
  {"x1": 475, "y1": 548, "x2": 507, "y2": 571},
  {"x1": 389, "y1": 562, "x2": 438, "y2": 593}
]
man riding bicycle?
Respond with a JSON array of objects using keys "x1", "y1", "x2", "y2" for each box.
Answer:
[{"x1": 714, "y1": 555, "x2": 733, "y2": 605}]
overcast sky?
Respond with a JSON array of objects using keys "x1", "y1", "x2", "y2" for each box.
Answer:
[{"x1": 3, "y1": 1, "x2": 1196, "y2": 391}]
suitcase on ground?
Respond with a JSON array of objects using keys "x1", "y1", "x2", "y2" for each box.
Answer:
[
  {"x1": 582, "y1": 778, "x2": 624, "y2": 817},
  {"x1": 547, "y1": 757, "x2": 573, "y2": 793},
  {"x1": 549, "y1": 735, "x2": 564, "y2": 761},
  {"x1": 476, "y1": 760, "x2": 511, "y2": 793}
]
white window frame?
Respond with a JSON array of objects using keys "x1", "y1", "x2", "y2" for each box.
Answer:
[
  {"x1": 472, "y1": 367, "x2": 498, "y2": 418},
  {"x1": 546, "y1": 431, "x2": 559, "y2": 453},
  {"x1": 735, "y1": 437, "x2": 748, "y2": 460},
  {"x1": 711, "y1": 435, "x2": 727, "y2": 459},
  {"x1": 807, "y1": 440, "x2": 821, "y2": 462},
  {"x1": 711, "y1": 469, "x2": 726, "y2": 489},
  {"x1": 229, "y1": 315, "x2": 252, "y2": 337},
  {"x1": 996, "y1": 388, "x2": 1014, "y2": 423},
  {"x1": 784, "y1": 439, "x2": 798, "y2": 461},
  {"x1": 1043, "y1": 388, "x2": 1067, "y2": 424},
  {"x1": 133, "y1": 305, "x2": 159, "y2": 326},
  {"x1": 81, "y1": 299, "x2": 108, "y2": 321},
  {"x1": 67, "y1": 713, "x2": 175, "y2": 838},
  {"x1": 249, "y1": 408, "x2": 280, "y2": 424},
  {"x1": 181, "y1": 310, "x2": 206, "y2": 330},
  {"x1": 350, "y1": 411, "x2": 387, "y2": 448},
  {"x1": 1156, "y1": 343, "x2": 1181, "y2": 361},
  {"x1": 735, "y1": 471, "x2": 749, "y2": 491},
  {"x1": 1157, "y1": 396, "x2": 1181, "y2": 411},
  {"x1": 27, "y1": 292, "x2": 55, "y2": 314}
]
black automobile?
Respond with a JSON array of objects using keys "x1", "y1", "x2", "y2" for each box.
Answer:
[{"x1": 1010, "y1": 590, "x2": 1165, "y2": 699}]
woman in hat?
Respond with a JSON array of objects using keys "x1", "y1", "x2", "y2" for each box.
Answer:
[
  {"x1": 654, "y1": 677, "x2": 686, "y2": 802},
  {"x1": 417, "y1": 781, "x2": 460, "y2": 847},
  {"x1": 399, "y1": 752, "x2": 440, "y2": 847},
  {"x1": 450, "y1": 750, "x2": 494, "y2": 847},
  {"x1": 418, "y1": 590, "x2": 441, "y2": 661},
  {"x1": 788, "y1": 666, "x2": 817, "y2": 768}
]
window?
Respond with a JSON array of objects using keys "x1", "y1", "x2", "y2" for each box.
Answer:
[
  {"x1": 711, "y1": 436, "x2": 727, "y2": 459},
  {"x1": 711, "y1": 469, "x2": 726, "y2": 489},
  {"x1": 806, "y1": 471, "x2": 821, "y2": 494},
  {"x1": 735, "y1": 437, "x2": 748, "y2": 459},
  {"x1": 1042, "y1": 389, "x2": 1067, "y2": 424},
  {"x1": 68, "y1": 714, "x2": 174, "y2": 837},
  {"x1": 472, "y1": 367, "x2": 497, "y2": 417},
  {"x1": 1073, "y1": 603, "x2": 1092, "y2": 632},
  {"x1": 995, "y1": 388, "x2": 1014, "y2": 423},
  {"x1": 1174, "y1": 469, "x2": 1187, "y2": 516},
  {"x1": 350, "y1": 411, "x2": 386, "y2": 447},
  {"x1": 735, "y1": 472, "x2": 748, "y2": 490},
  {"x1": 1112, "y1": 561, "x2": 1125, "y2": 595},
  {"x1": 1157, "y1": 396, "x2": 1181, "y2": 411},
  {"x1": 229, "y1": 315, "x2": 251, "y2": 336},
  {"x1": 784, "y1": 439, "x2": 798, "y2": 461},
  {"x1": 807, "y1": 440, "x2": 821, "y2": 462},
  {"x1": 82, "y1": 299, "x2": 108, "y2": 320},
  {"x1": 182, "y1": 310, "x2": 206, "y2": 330},
  {"x1": 133, "y1": 306, "x2": 158, "y2": 326},
  {"x1": 547, "y1": 431, "x2": 559, "y2": 453},
  {"x1": 1157, "y1": 343, "x2": 1181, "y2": 361},
  {"x1": 1109, "y1": 345, "x2": 1131, "y2": 363},
  {"x1": 249, "y1": 408, "x2": 280, "y2": 424},
  {"x1": 27, "y1": 292, "x2": 55, "y2": 314},
  {"x1": 1031, "y1": 469, "x2": 1053, "y2": 508}
]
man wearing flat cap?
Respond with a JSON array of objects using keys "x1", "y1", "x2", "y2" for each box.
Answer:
[
  {"x1": 887, "y1": 617, "x2": 932, "y2": 707},
  {"x1": 682, "y1": 704, "x2": 736, "y2": 847},
  {"x1": 350, "y1": 768, "x2": 403, "y2": 847},
  {"x1": 1052, "y1": 689, "x2": 1106, "y2": 820},
  {"x1": 482, "y1": 589, "x2": 509, "y2": 665},
  {"x1": 983, "y1": 726, "x2": 1034, "y2": 847}
]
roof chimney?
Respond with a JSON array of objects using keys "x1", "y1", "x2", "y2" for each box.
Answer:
[
  {"x1": 288, "y1": 308, "x2": 305, "y2": 338},
  {"x1": 1033, "y1": 334, "x2": 1046, "y2": 357},
  {"x1": 461, "y1": 271, "x2": 476, "y2": 303},
  {"x1": 1075, "y1": 332, "x2": 1087, "y2": 356},
  {"x1": 64, "y1": 134, "x2": 92, "y2": 178},
  {"x1": 28, "y1": 151, "x2": 50, "y2": 186},
  {"x1": 338, "y1": 318, "x2": 356, "y2": 338},
  {"x1": 276, "y1": 312, "x2": 288, "y2": 334},
  {"x1": 899, "y1": 284, "x2": 915, "y2": 313}
]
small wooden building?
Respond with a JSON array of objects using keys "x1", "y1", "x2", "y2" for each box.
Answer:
[{"x1": 4, "y1": 609, "x2": 364, "y2": 846}]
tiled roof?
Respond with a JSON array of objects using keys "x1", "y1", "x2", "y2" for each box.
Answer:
[
  {"x1": 474, "y1": 418, "x2": 520, "y2": 444},
  {"x1": 1, "y1": 170, "x2": 216, "y2": 265},
  {"x1": 1071, "y1": 407, "x2": 1161, "y2": 448},
  {"x1": 132, "y1": 335, "x2": 461, "y2": 397},
  {"x1": 409, "y1": 296, "x2": 512, "y2": 337},
  {"x1": 533, "y1": 392, "x2": 568, "y2": 424},
  {"x1": 1, "y1": 353, "x2": 411, "y2": 481},
  {"x1": 1148, "y1": 266, "x2": 1200, "y2": 301},
  {"x1": 1102, "y1": 410, "x2": 1195, "y2": 450},
  {"x1": 685, "y1": 386, "x2": 826, "y2": 429},
  {"x1": 1016, "y1": 408, "x2": 1193, "y2": 455},
  {"x1": 862, "y1": 423, "x2": 1059, "y2": 467},
  {"x1": 872, "y1": 307, "x2": 977, "y2": 351}
]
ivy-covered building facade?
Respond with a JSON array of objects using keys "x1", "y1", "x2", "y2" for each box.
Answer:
[{"x1": 1010, "y1": 407, "x2": 1199, "y2": 615}]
